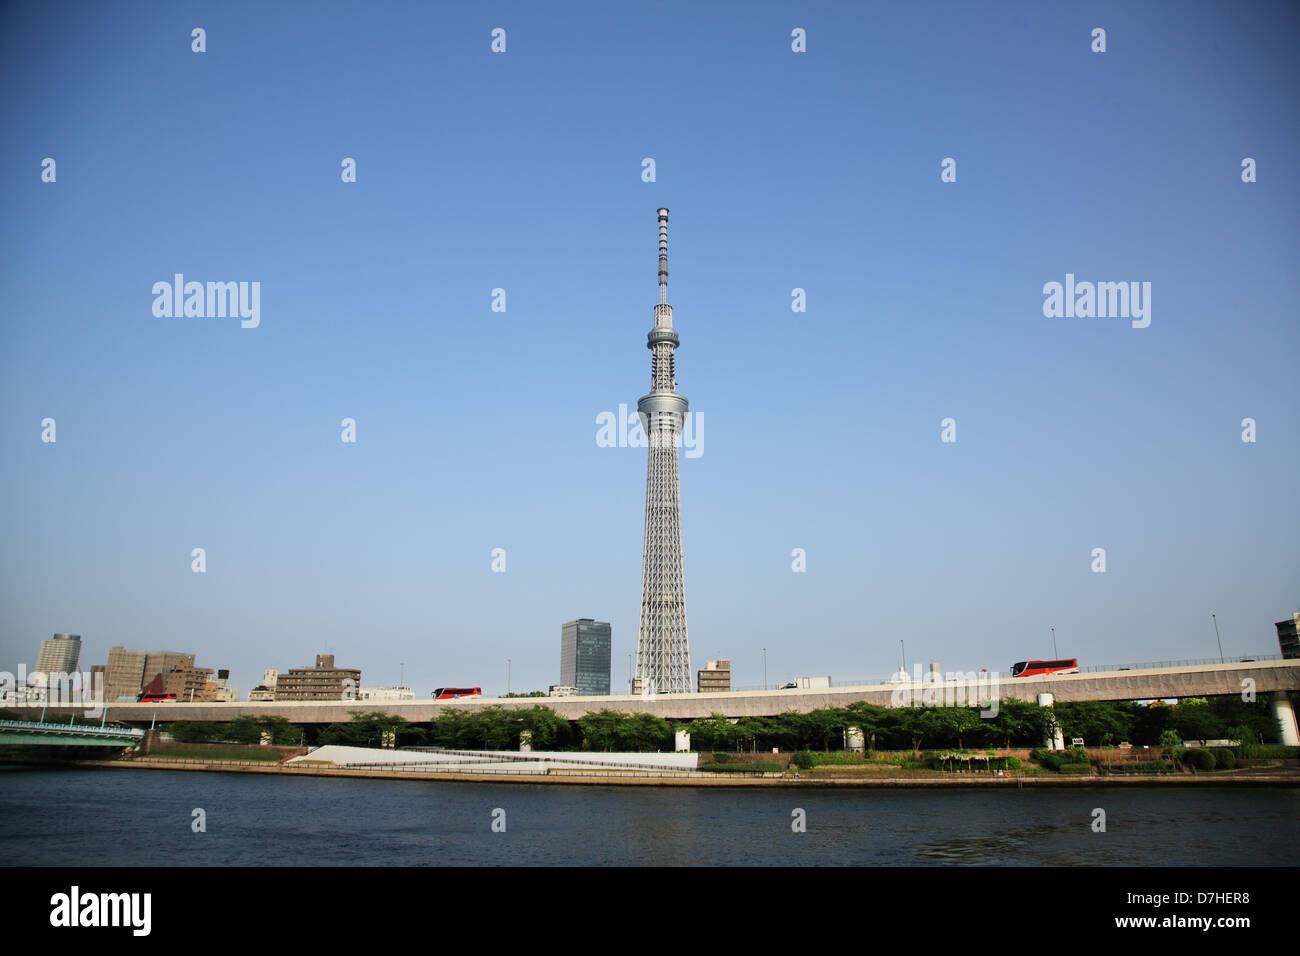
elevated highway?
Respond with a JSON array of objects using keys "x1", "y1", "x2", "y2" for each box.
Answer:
[{"x1": 31, "y1": 659, "x2": 1300, "y2": 726}]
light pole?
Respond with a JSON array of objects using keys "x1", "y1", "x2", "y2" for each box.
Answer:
[
  {"x1": 1212, "y1": 613, "x2": 1224, "y2": 664},
  {"x1": 763, "y1": 647, "x2": 767, "y2": 690},
  {"x1": 1051, "y1": 626, "x2": 1057, "y2": 659},
  {"x1": 507, "y1": 658, "x2": 511, "y2": 695}
]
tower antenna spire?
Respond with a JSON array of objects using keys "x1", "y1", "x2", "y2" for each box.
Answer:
[{"x1": 657, "y1": 207, "x2": 669, "y2": 306}]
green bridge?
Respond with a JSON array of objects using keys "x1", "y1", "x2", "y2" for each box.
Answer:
[{"x1": 0, "y1": 719, "x2": 146, "y2": 749}]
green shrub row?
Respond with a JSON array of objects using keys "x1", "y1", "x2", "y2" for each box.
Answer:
[
  {"x1": 1237, "y1": 745, "x2": 1299, "y2": 760},
  {"x1": 1103, "y1": 760, "x2": 1176, "y2": 774},
  {"x1": 1180, "y1": 747, "x2": 1239, "y2": 771},
  {"x1": 809, "y1": 751, "x2": 872, "y2": 765},
  {"x1": 1031, "y1": 748, "x2": 1091, "y2": 771},
  {"x1": 699, "y1": 762, "x2": 783, "y2": 773}
]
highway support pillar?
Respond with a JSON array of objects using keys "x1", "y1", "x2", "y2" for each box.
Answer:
[
  {"x1": 1273, "y1": 691, "x2": 1300, "y2": 746},
  {"x1": 1037, "y1": 693, "x2": 1065, "y2": 750}
]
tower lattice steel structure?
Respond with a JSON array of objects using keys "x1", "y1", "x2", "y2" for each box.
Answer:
[{"x1": 635, "y1": 208, "x2": 691, "y2": 695}]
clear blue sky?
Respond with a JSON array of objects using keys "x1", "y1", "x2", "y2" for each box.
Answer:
[{"x1": 2, "y1": 1, "x2": 1297, "y2": 699}]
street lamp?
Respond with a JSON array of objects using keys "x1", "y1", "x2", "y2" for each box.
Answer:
[
  {"x1": 763, "y1": 648, "x2": 767, "y2": 691},
  {"x1": 1051, "y1": 626, "x2": 1057, "y2": 659},
  {"x1": 1212, "y1": 614, "x2": 1224, "y2": 664}
]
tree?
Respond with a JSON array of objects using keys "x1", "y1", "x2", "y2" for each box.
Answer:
[
  {"x1": 1227, "y1": 723, "x2": 1255, "y2": 747},
  {"x1": 1158, "y1": 728, "x2": 1182, "y2": 760},
  {"x1": 257, "y1": 715, "x2": 301, "y2": 746},
  {"x1": 223, "y1": 716, "x2": 264, "y2": 745},
  {"x1": 805, "y1": 708, "x2": 851, "y2": 752},
  {"x1": 939, "y1": 708, "x2": 982, "y2": 750},
  {"x1": 686, "y1": 714, "x2": 737, "y2": 752},
  {"x1": 843, "y1": 702, "x2": 889, "y2": 752},
  {"x1": 1132, "y1": 700, "x2": 1176, "y2": 746},
  {"x1": 318, "y1": 711, "x2": 409, "y2": 748},
  {"x1": 1170, "y1": 699, "x2": 1225, "y2": 742},
  {"x1": 518, "y1": 705, "x2": 568, "y2": 750},
  {"x1": 578, "y1": 710, "x2": 626, "y2": 752},
  {"x1": 624, "y1": 713, "x2": 672, "y2": 752},
  {"x1": 163, "y1": 720, "x2": 219, "y2": 743},
  {"x1": 1054, "y1": 701, "x2": 1133, "y2": 747},
  {"x1": 897, "y1": 707, "x2": 943, "y2": 756},
  {"x1": 1210, "y1": 694, "x2": 1279, "y2": 744},
  {"x1": 732, "y1": 717, "x2": 768, "y2": 753}
]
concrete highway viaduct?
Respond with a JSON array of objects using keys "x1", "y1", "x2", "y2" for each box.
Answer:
[{"x1": 37, "y1": 660, "x2": 1300, "y2": 743}]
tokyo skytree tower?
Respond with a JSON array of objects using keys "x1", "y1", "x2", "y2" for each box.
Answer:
[{"x1": 634, "y1": 208, "x2": 691, "y2": 695}]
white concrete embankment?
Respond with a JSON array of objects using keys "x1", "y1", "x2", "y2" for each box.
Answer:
[{"x1": 288, "y1": 746, "x2": 699, "y2": 774}]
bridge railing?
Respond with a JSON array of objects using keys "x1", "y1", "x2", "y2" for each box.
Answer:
[
  {"x1": 827, "y1": 655, "x2": 1286, "y2": 686},
  {"x1": 1073, "y1": 654, "x2": 1281, "y2": 673},
  {"x1": 0, "y1": 719, "x2": 145, "y2": 737}
]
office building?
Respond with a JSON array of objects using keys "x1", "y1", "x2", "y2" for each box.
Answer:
[
  {"x1": 201, "y1": 669, "x2": 239, "y2": 702},
  {"x1": 561, "y1": 619, "x2": 611, "y2": 696},
  {"x1": 104, "y1": 646, "x2": 148, "y2": 702},
  {"x1": 143, "y1": 651, "x2": 195, "y2": 687},
  {"x1": 274, "y1": 654, "x2": 361, "y2": 701},
  {"x1": 164, "y1": 664, "x2": 214, "y2": 702},
  {"x1": 248, "y1": 669, "x2": 279, "y2": 702},
  {"x1": 104, "y1": 646, "x2": 232, "y2": 702},
  {"x1": 35, "y1": 633, "x2": 81, "y2": 675},
  {"x1": 697, "y1": 659, "x2": 731, "y2": 693}
]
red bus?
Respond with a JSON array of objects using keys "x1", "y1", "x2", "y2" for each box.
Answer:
[
  {"x1": 137, "y1": 691, "x2": 178, "y2": 702},
  {"x1": 431, "y1": 687, "x2": 481, "y2": 700},
  {"x1": 1010, "y1": 659, "x2": 1079, "y2": 678}
]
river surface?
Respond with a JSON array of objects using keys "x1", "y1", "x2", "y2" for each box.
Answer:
[{"x1": 2, "y1": 767, "x2": 1297, "y2": 866}]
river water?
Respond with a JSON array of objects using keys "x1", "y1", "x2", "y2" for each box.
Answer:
[{"x1": 2, "y1": 767, "x2": 1297, "y2": 866}]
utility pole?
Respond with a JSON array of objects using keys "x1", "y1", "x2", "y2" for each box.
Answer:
[{"x1": 1212, "y1": 613, "x2": 1224, "y2": 664}]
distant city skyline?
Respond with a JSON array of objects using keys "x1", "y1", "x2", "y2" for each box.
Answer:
[{"x1": 2, "y1": 2, "x2": 1298, "y2": 701}]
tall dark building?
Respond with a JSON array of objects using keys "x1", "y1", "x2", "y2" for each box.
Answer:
[
  {"x1": 1277, "y1": 614, "x2": 1300, "y2": 660},
  {"x1": 561, "y1": 619, "x2": 611, "y2": 696}
]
